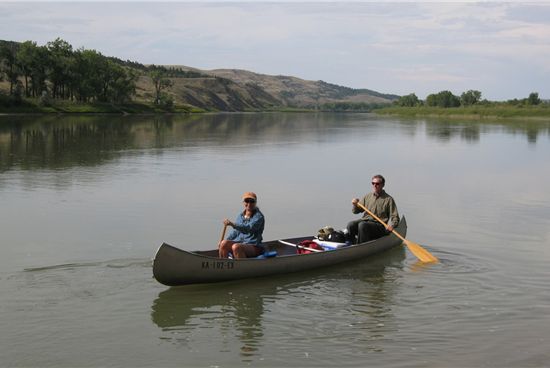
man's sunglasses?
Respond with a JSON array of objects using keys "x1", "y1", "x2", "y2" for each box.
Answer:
[{"x1": 244, "y1": 198, "x2": 256, "y2": 204}]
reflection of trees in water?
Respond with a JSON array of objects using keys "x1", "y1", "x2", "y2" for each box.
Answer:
[
  {"x1": 2, "y1": 114, "x2": 547, "y2": 171},
  {"x1": 422, "y1": 118, "x2": 550, "y2": 144},
  {"x1": 526, "y1": 127, "x2": 539, "y2": 144},
  {"x1": 0, "y1": 115, "x2": 139, "y2": 171},
  {"x1": 0, "y1": 113, "x2": 367, "y2": 171},
  {"x1": 150, "y1": 246, "x2": 406, "y2": 361},
  {"x1": 424, "y1": 120, "x2": 481, "y2": 143}
]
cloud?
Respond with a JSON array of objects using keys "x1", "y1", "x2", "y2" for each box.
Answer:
[{"x1": 1, "y1": 1, "x2": 548, "y2": 100}]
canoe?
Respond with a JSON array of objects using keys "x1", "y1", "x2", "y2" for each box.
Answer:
[{"x1": 153, "y1": 216, "x2": 407, "y2": 286}]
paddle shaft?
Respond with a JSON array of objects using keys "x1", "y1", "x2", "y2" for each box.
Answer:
[
  {"x1": 355, "y1": 202, "x2": 405, "y2": 242},
  {"x1": 220, "y1": 224, "x2": 228, "y2": 243},
  {"x1": 278, "y1": 240, "x2": 324, "y2": 253}
]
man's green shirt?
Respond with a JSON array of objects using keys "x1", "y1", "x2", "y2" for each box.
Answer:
[{"x1": 353, "y1": 190, "x2": 400, "y2": 228}]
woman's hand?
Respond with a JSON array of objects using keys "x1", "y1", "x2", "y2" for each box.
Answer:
[{"x1": 223, "y1": 219, "x2": 233, "y2": 227}]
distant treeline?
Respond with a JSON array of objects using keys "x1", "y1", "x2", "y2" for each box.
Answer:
[
  {"x1": 318, "y1": 101, "x2": 391, "y2": 112},
  {"x1": 316, "y1": 80, "x2": 399, "y2": 101},
  {"x1": 0, "y1": 38, "x2": 207, "y2": 108},
  {"x1": 394, "y1": 90, "x2": 545, "y2": 108},
  {"x1": 111, "y1": 58, "x2": 207, "y2": 79}
]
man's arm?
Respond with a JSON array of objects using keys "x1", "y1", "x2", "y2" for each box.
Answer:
[{"x1": 388, "y1": 197, "x2": 400, "y2": 229}]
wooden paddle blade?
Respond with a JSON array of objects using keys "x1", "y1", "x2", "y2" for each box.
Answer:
[{"x1": 404, "y1": 239, "x2": 439, "y2": 263}]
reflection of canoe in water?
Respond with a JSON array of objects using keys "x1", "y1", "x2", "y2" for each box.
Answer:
[
  {"x1": 152, "y1": 281, "x2": 270, "y2": 329},
  {"x1": 153, "y1": 216, "x2": 407, "y2": 286}
]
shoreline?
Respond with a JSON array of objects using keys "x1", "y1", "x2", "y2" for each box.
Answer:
[
  {"x1": 2, "y1": 105, "x2": 550, "y2": 120},
  {"x1": 373, "y1": 106, "x2": 550, "y2": 120},
  {"x1": 2, "y1": 111, "x2": 549, "y2": 120},
  {"x1": 374, "y1": 112, "x2": 550, "y2": 121}
]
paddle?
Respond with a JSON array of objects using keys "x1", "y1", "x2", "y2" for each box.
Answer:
[
  {"x1": 220, "y1": 224, "x2": 228, "y2": 243},
  {"x1": 278, "y1": 240, "x2": 324, "y2": 253},
  {"x1": 356, "y1": 202, "x2": 438, "y2": 263}
]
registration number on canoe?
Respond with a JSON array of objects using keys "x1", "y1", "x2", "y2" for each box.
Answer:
[{"x1": 201, "y1": 260, "x2": 234, "y2": 270}]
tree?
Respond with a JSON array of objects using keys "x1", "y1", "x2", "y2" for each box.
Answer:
[
  {"x1": 0, "y1": 42, "x2": 20, "y2": 95},
  {"x1": 157, "y1": 93, "x2": 174, "y2": 109},
  {"x1": 30, "y1": 45, "x2": 48, "y2": 98},
  {"x1": 150, "y1": 68, "x2": 173, "y2": 105},
  {"x1": 426, "y1": 90, "x2": 461, "y2": 108},
  {"x1": 460, "y1": 90, "x2": 482, "y2": 106},
  {"x1": 527, "y1": 92, "x2": 541, "y2": 105},
  {"x1": 46, "y1": 38, "x2": 73, "y2": 99},
  {"x1": 70, "y1": 49, "x2": 136, "y2": 104},
  {"x1": 14, "y1": 41, "x2": 49, "y2": 98},
  {"x1": 103, "y1": 61, "x2": 136, "y2": 103},
  {"x1": 71, "y1": 48, "x2": 103, "y2": 102},
  {"x1": 16, "y1": 41, "x2": 35, "y2": 97},
  {"x1": 396, "y1": 93, "x2": 420, "y2": 107},
  {"x1": 2, "y1": 38, "x2": 141, "y2": 106}
]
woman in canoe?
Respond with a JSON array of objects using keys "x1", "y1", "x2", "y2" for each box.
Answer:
[{"x1": 218, "y1": 192, "x2": 265, "y2": 259}]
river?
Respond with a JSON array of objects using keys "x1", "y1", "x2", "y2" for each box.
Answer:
[{"x1": 1, "y1": 113, "x2": 549, "y2": 367}]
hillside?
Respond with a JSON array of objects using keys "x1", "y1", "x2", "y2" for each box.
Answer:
[
  {"x1": 1, "y1": 38, "x2": 397, "y2": 112},
  {"x1": 133, "y1": 74, "x2": 282, "y2": 111},
  {"x1": 203, "y1": 68, "x2": 398, "y2": 107},
  {"x1": 132, "y1": 65, "x2": 398, "y2": 110}
]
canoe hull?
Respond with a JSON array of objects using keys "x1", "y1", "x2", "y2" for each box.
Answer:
[{"x1": 153, "y1": 216, "x2": 407, "y2": 286}]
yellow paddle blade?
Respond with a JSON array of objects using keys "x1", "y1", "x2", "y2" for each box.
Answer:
[{"x1": 404, "y1": 239, "x2": 439, "y2": 263}]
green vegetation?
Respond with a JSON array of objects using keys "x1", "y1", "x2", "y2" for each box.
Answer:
[
  {"x1": 376, "y1": 105, "x2": 550, "y2": 119},
  {"x1": 315, "y1": 80, "x2": 399, "y2": 101},
  {"x1": 426, "y1": 90, "x2": 461, "y2": 108},
  {"x1": 394, "y1": 93, "x2": 420, "y2": 107},
  {"x1": 0, "y1": 38, "x2": 207, "y2": 114},
  {"x1": 318, "y1": 101, "x2": 391, "y2": 112},
  {"x1": 1, "y1": 39, "x2": 135, "y2": 104},
  {"x1": 0, "y1": 96, "x2": 202, "y2": 114},
  {"x1": 377, "y1": 90, "x2": 549, "y2": 119}
]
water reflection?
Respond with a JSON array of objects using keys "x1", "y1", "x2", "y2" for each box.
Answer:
[
  {"x1": 152, "y1": 280, "x2": 268, "y2": 359},
  {"x1": 0, "y1": 113, "x2": 360, "y2": 171},
  {"x1": 2, "y1": 113, "x2": 549, "y2": 172},
  {"x1": 150, "y1": 246, "x2": 405, "y2": 361},
  {"x1": 420, "y1": 117, "x2": 550, "y2": 143}
]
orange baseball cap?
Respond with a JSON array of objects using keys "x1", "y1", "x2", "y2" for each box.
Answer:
[{"x1": 242, "y1": 192, "x2": 257, "y2": 201}]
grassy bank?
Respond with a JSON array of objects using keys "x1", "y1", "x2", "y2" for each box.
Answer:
[
  {"x1": 374, "y1": 105, "x2": 550, "y2": 119},
  {"x1": 0, "y1": 98, "x2": 205, "y2": 114},
  {"x1": 0, "y1": 96, "x2": 318, "y2": 115}
]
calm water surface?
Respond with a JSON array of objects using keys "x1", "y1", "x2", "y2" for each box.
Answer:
[{"x1": 1, "y1": 113, "x2": 549, "y2": 367}]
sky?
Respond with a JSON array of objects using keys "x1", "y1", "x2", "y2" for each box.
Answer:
[{"x1": 1, "y1": 1, "x2": 549, "y2": 100}]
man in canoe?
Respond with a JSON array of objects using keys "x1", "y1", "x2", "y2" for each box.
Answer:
[
  {"x1": 347, "y1": 174, "x2": 399, "y2": 244},
  {"x1": 219, "y1": 192, "x2": 265, "y2": 259}
]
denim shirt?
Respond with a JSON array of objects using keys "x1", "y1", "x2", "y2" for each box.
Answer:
[{"x1": 227, "y1": 209, "x2": 265, "y2": 246}]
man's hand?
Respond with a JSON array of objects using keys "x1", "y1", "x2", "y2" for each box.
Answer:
[{"x1": 351, "y1": 198, "x2": 359, "y2": 206}]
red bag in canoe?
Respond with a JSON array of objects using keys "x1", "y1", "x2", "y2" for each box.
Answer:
[{"x1": 296, "y1": 240, "x2": 324, "y2": 254}]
